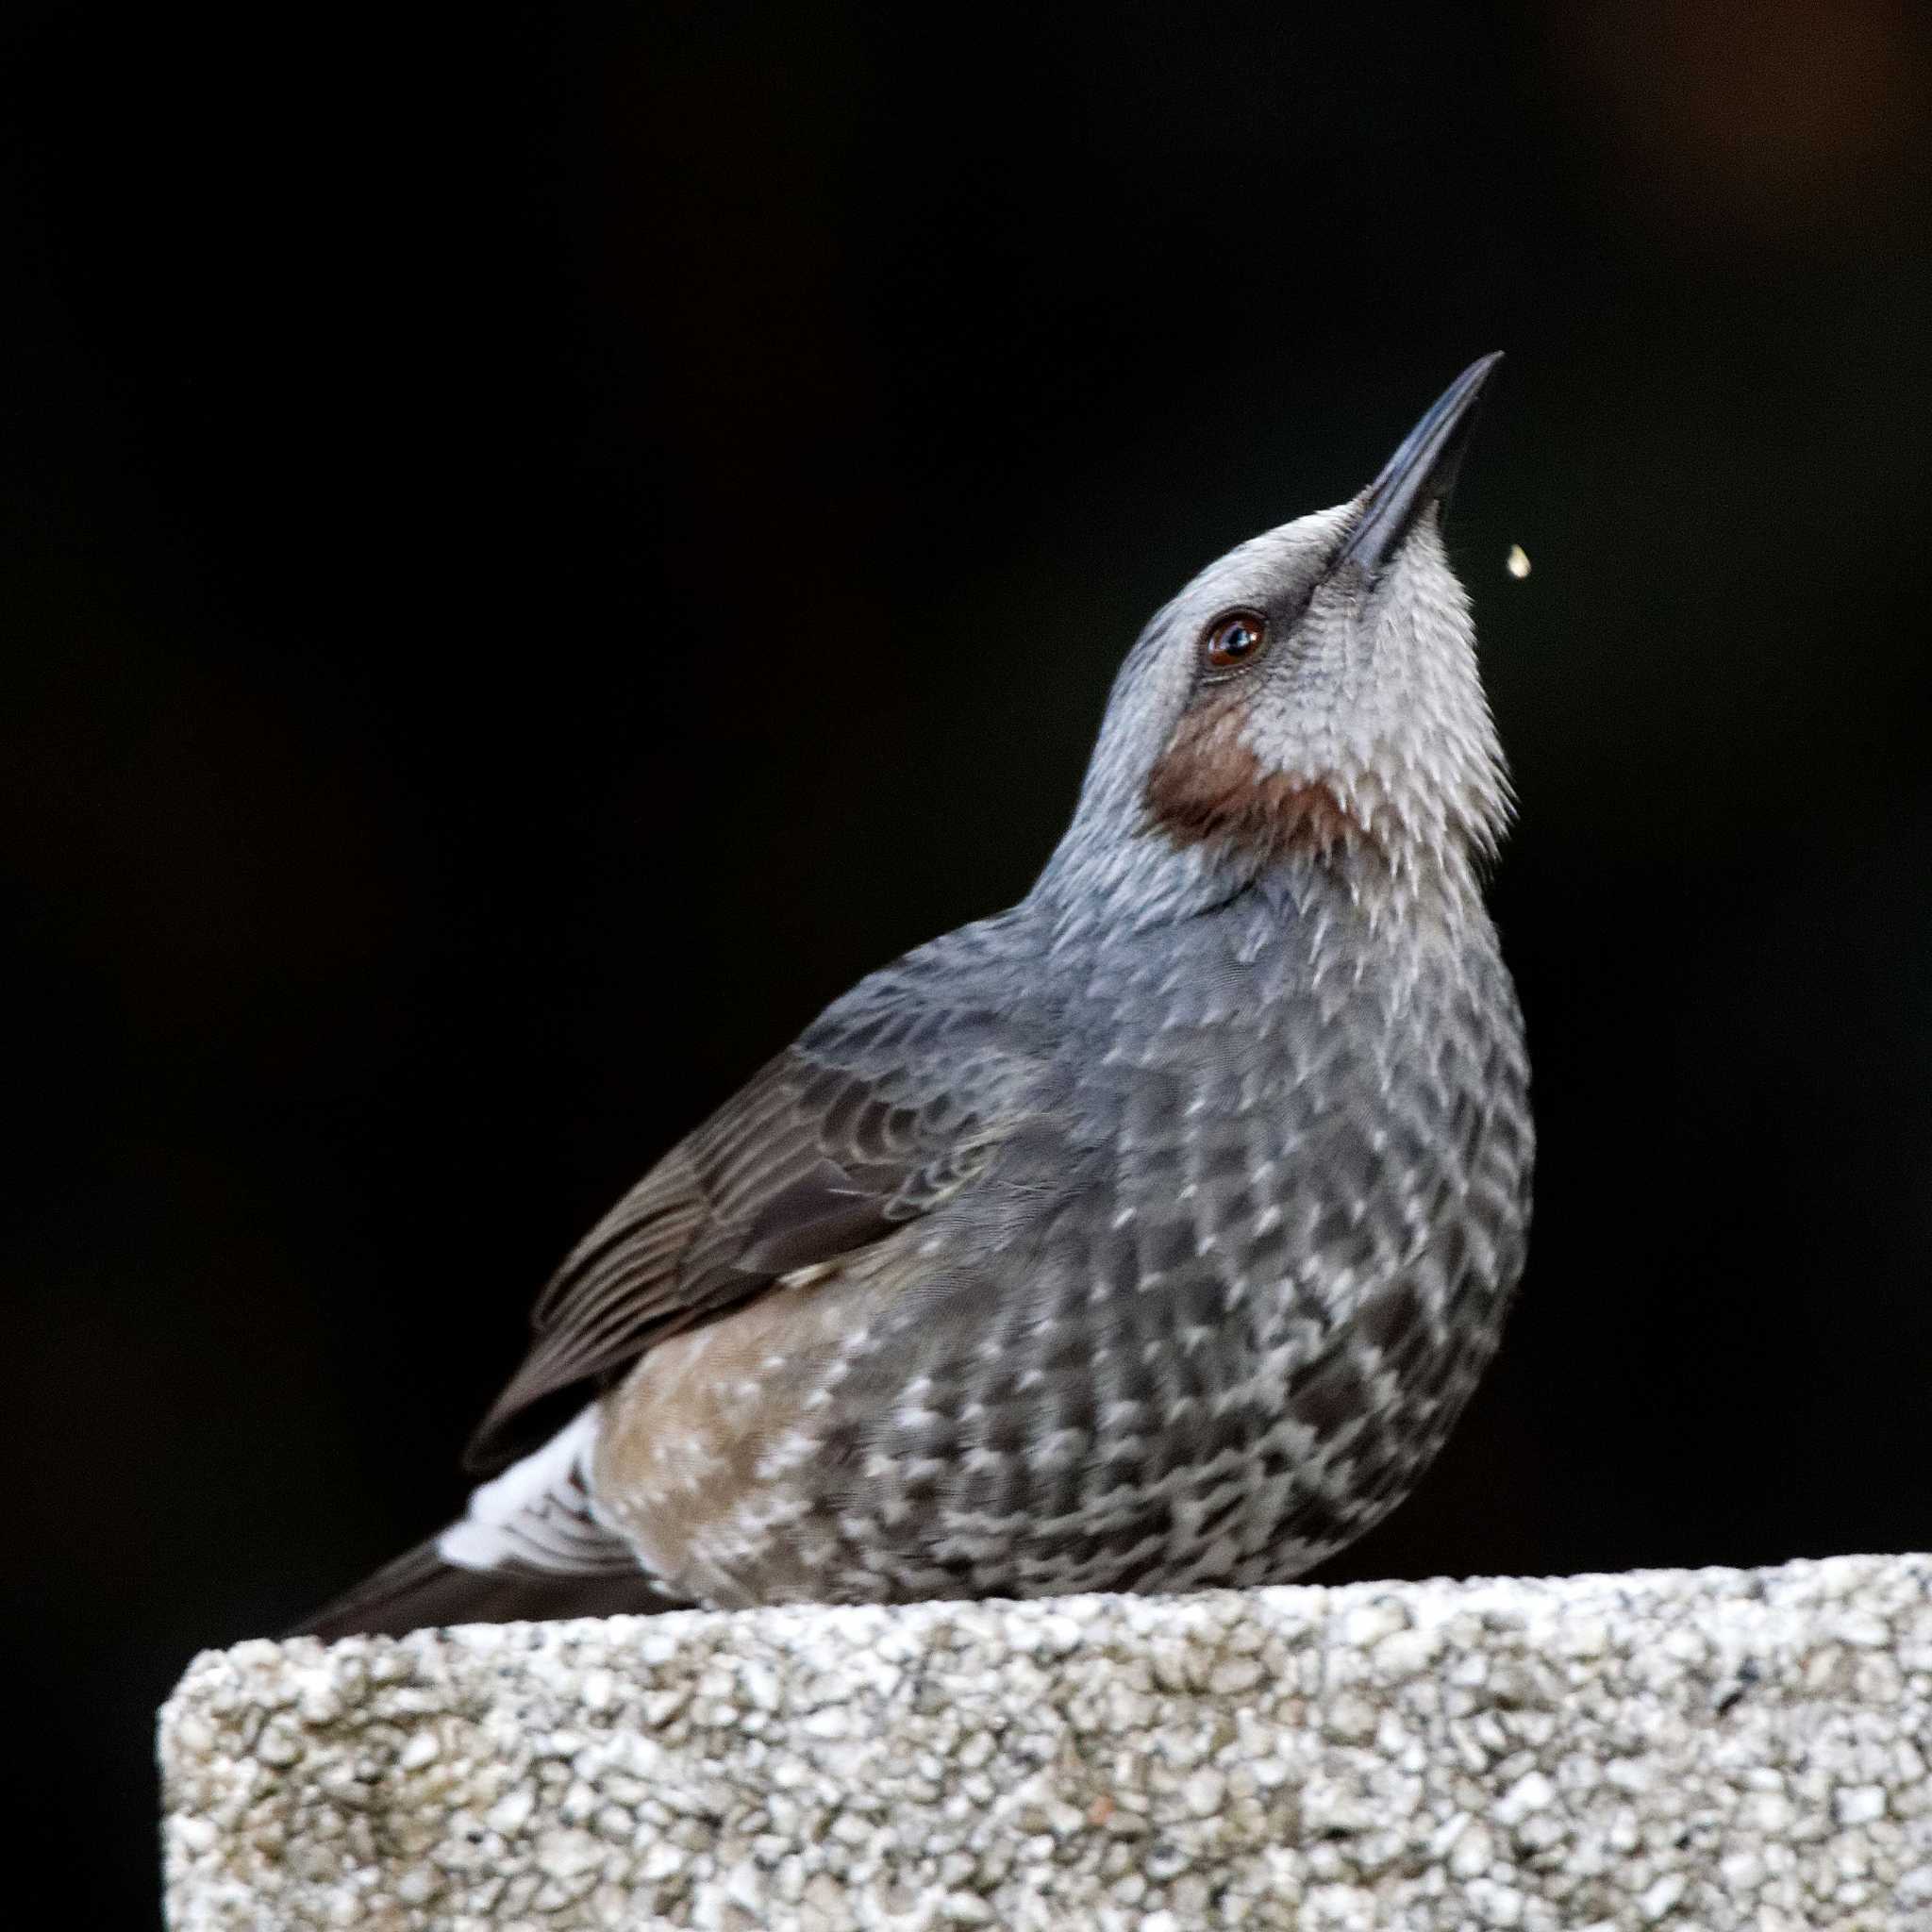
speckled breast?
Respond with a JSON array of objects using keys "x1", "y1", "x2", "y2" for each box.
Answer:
[{"x1": 599, "y1": 889, "x2": 1532, "y2": 1609}]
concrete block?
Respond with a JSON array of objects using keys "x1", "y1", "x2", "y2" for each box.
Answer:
[{"x1": 160, "y1": 1553, "x2": 1932, "y2": 1929}]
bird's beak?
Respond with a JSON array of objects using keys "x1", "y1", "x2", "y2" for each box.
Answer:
[{"x1": 1336, "y1": 352, "x2": 1502, "y2": 580}]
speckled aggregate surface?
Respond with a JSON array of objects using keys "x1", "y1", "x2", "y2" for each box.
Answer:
[{"x1": 161, "y1": 1554, "x2": 1932, "y2": 1930}]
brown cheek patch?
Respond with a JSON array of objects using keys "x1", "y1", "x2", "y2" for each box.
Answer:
[{"x1": 1145, "y1": 693, "x2": 1361, "y2": 859}]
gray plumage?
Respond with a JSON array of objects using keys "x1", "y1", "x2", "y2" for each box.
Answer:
[{"x1": 297, "y1": 356, "x2": 1532, "y2": 1639}]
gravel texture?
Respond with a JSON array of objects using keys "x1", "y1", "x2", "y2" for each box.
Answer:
[{"x1": 161, "y1": 1554, "x2": 1932, "y2": 1930}]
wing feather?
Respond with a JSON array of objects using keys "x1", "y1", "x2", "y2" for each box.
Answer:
[{"x1": 464, "y1": 1042, "x2": 1011, "y2": 1473}]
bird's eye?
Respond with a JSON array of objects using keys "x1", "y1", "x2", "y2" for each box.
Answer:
[{"x1": 1201, "y1": 608, "x2": 1269, "y2": 673}]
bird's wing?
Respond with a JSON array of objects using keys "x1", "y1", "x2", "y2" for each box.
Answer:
[{"x1": 464, "y1": 956, "x2": 1032, "y2": 1473}]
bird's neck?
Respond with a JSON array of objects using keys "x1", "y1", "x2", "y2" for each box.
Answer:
[{"x1": 1031, "y1": 809, "x2": 1490, "y2": 946}]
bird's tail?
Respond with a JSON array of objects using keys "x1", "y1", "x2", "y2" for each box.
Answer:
[
  {"x1": 288, "y1": 1536, "x2": 679, "y2": 1641},
  {"x1": 287, "y1": 1406, "x2": 684, "y2": 1641}
]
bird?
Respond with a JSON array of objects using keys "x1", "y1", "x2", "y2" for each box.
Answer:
[{"x1": 295, "y1": 355, "x2": 1533, "y2": 1640}]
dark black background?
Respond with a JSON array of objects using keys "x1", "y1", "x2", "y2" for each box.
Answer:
[{"x1": 6, "y1": 3, "x2": 1929, "y2": 1922}]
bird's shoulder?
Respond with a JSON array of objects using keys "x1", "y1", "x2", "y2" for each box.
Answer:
[{"x1": 464, "y1": 908, "x2": 1057, "y2": 1470}]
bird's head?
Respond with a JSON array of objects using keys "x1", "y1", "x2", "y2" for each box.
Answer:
[{"x1": 1041, "y1": 356, "x2": 1511, "y2": 925}]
